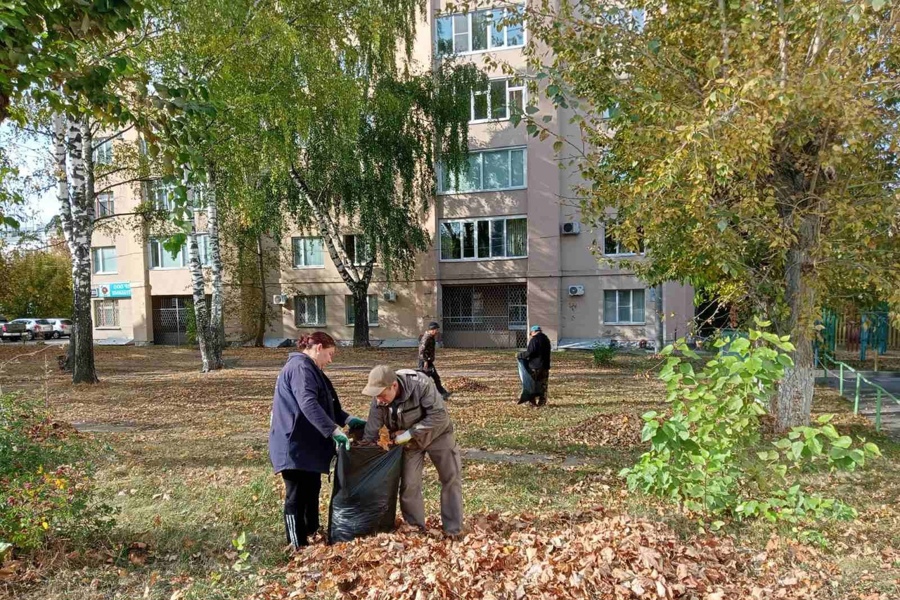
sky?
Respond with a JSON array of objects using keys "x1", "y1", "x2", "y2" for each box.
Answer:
[{"x1": 2, "y1": 123, "x2": 58, "y2": 229}]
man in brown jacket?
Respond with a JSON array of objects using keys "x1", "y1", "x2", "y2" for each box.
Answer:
[{"x1": 361, "y1": 365, "x2": 463, "y2": 535}]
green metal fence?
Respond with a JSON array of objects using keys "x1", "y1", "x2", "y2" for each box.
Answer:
[{"x1": 818, "y1": 355, "x2": 900, "y2": 432}]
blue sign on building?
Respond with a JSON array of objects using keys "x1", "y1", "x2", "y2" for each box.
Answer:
[{"x1": 96, "y1": 282, "x2": 132, "y2": 299}]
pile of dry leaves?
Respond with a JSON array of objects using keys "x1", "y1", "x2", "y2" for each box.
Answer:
[
  {"x1": 558, "y1": 413, "x2": 646, "y2": 448},
  {"x1": 252, "y1": 509, "x2": 832, "y2": 600},
  {"x1": 443, "y1": 377, "x2": 492, "y2": 393}
]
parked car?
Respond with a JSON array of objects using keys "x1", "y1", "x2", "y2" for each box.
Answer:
[
  {"x1": 12, "y1": 318, "x2": 54, "y2": 340},
  {"x1": 47, "y1": 318, "x2": 73, "y2": 339},
  {"x1": 0, "y1": 317, "x2": 26, "y2": 341}
]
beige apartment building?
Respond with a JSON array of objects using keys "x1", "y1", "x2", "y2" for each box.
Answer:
[{"x1": 90, "y1": 1, "x2": 694, "y2": 348}]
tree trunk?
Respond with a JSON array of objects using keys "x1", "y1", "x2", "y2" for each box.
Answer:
[
  {"x1": 772, "y1": 214, "x2": 818, "y2": 431},
  {"x1": 255, "y1": 234, "x2": 266, "y2": 347},
  {"x1": 188, "y1": 225, "x2": 216, "y2": 372},
  {"x1": 206, "y1": 166, "x2": 226, "y2": 364},
  {"x1": 68, "y1": 117, "x2": 98, "y2": 384},
  {"x1": 352, "y1": 284, "x2": 370, "y2": 347},
  {"x1": 655, "y1": 283, "x2": 665, "y2": 351},
  {"x1": 53, "y1": 113, "x2": 76, "y2": 372}
]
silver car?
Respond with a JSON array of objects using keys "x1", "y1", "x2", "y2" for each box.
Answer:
[
  {"x1": 47, "y1": 318, "x2": 73, "y2": 339},
  {"x1": 12, "y1": 318, "x2": 54, "y2": 340}
]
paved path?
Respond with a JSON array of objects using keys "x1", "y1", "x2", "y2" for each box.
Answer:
[{"x1": 819, "y1": 371, "x2": 900, "y2": 439}]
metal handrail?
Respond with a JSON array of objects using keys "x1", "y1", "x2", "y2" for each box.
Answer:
[{"x1": 818, "y1": 356, "x2": 900, "y2": 432}]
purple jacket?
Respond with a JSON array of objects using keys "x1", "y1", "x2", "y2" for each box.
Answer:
[{"x1": 268, "y1": 353, "x2": 349, "y2": 474}]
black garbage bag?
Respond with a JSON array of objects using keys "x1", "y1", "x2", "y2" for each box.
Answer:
[
  {"x1": 517, "y1": 357, "x2": 537, "y2": 398},
  {"x1": 327, "y1": 444, "x2": 403, "y2": 544}
]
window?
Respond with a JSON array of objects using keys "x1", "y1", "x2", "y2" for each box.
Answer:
[
  {"x1": 440, "y1": 216, "x2": 527, "y2": 261},
  {"x1": 343, "y1": 235, "x2": 372, "y2": 266},
  {"x1": 436, "y1": 5, "x2": 525, "y2": 55},
  {"x1": 292, "y1": 237, "x2": 325, "y2": 268},
  {"x1": 96, "y1": 192, "x2": 115, "y2": 217},
  {"x1": 603, "y1": 289, "x2": 645, "y2": 324},
  {"x1": 345, "y1": 295, "x2": 379, "y2": 326},
  {"x1": 91, "y1": 247, "x2": 118, "y2": 274},
  {"x1": 295, "y1": 295, "x2": 326, "y2": 327},
  {"x1": 604, "y1": 8, "x2": 646, "y2": 32},
  {"x1": 471, "y1": 79, "x2": 525, "y2": 122},
  {"x1": 94, "y1": 299, "x2": 120, "y2": 328},
  {"x1": 439, "y1": 147, "x2": 526, "y2": 193},
  {"x1": 603, "y1": 227, "x2": 645, "y2": 255},
  {"x1": 148, "y1": 180, "x2": 174, "y2": 210},
  {"x1": 149, "y1": 235, "x2": 211, "y2": 269},
  {"x1": 93, "y1": 139, "x2": 113, "y2": 165}
]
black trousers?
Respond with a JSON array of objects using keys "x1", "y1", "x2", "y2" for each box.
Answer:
[
  {"x1": 418, "y1": 360, "x2": 449, "y2": 395},
  {"x1": 519, "y1": 368, "x2": 550, "y2": 406},
  {"x1": 281, "y1": 469, "x2": 321, "y2": 548}
]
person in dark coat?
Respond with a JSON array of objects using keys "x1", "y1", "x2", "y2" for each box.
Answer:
[
  {"x1": 517, "y1": 325, "x2": 552, "y2": 406},
  {"x1": 268, "y1": 332, "x2": 366, "y2": 548},
  {"x1": 418, "y1": 321, "x2": 451, "y2": 400}
]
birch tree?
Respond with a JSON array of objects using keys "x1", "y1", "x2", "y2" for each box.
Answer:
[
  {"x1": 523, "y1": 0, "x2": 900, "y2": 430},
  {"x1": 287, "y1": 66, "x2": 480, "y2": 346}
]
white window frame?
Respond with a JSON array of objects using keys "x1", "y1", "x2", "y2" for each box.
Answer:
[
  {"x1": 603, "y1": 289, "x2": 646, "y2": 325},
  {"x1": 291, "y1": 237, "x2": 325, "y2": 269},
  {"x1": 345, "y1": 295, "x2": 379, "y2": 326},
  {"x1": 295, "y1": 295, "x2": 326, "y2": 327},
  {"x1": 149, "y1": 235, "x2": 211, "y2": 270},
  {"x1": 93, "y1": 299, "x2": 120, "y2": 329},
  {"x1": 93, "y1": 139, "x2": 113, "y2": 165},
  {"x1": 96, "y1": 192, "x2": 115, "y2": 217},
  {"x1": 439, "y1": 215, "x2": 528, "y2": 262},
  {"x1": 438, "y1": 146, "x2": 527, "y2": 194},
  {"x1": 470, "y1": 78, "x2": 526, "y2": 123},
  {"x1": 91, "y1": 246, "x2": 118, "y2": 274},
  {"x1": 148, "y1": 180, "x2": 175, "y2": 211},
  {"x1": 436, "y1": 5, "x2": 526, "y2": 57},
  {"x1": 343, "y1": 234, "x2": 373, "y2": 266}
]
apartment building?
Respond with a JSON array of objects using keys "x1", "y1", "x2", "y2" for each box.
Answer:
[{"x1": 90, "y1": 1, "x2": 694, "y2": 348}]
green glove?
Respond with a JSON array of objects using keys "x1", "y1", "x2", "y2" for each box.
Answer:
[
  {"x1": 346, "y1": 416, "x2": 367, "y2": 428},
  {"x1": 332, "y1": 428, "x2": 350, "y2": 451}
]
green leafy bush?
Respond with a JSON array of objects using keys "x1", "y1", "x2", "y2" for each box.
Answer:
[
  {"x1": 592, "y1": 342, "x2": 617, "y2": 366},
  {"x1": 621, "y1": 323, "x2": 880, "y2": 524},
  {"x1": 0, "y1": 393, "x2": 114, "y2": 551}
]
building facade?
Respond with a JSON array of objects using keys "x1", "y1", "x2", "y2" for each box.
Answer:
[{"x1": 90, "y1": 1, "x2": 694, "y2": 348}]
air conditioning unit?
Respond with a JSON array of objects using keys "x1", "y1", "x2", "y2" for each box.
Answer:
[
  {"x1": 568, "y1": 285, "x2": 585, "y2": 297},
  {"x1": 272, "y1": 294, "x2": 288, "y2": 306},
  {"x1": 383, "y1": 289, "x2": 397, "y2": 302},
  {"x1": 561, "y1": 222, "x2": 581, "y2": 235}
]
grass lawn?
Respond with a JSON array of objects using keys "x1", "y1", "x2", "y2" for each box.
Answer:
[{"x1": 1, "y1": 344, "x2": 898, "y2": 599}]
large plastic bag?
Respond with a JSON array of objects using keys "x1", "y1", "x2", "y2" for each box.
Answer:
[
  {"x1": 517, "y1": 357, "x2": 536, "y2": 397},
  {"x1": 327, "y1": 444, "x2": 403, "y2": 544}
]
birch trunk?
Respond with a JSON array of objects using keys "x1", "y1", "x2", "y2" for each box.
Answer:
[
  {"x1": 54, "y1": 114, "x2": 76, "y2": 372},
  {"x1": 67, "y1": 116, "x2": 98, "y2": 384},
  {"x1": 206, "y1": 166, "x2": 226, "y2": 364},
  {"x1": 187, "y1": 225, "x2": 216, "y2": 372}
]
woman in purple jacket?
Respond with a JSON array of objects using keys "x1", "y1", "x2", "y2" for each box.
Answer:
[{"x1": 268, "y1": 332, "x2": 366, "y2": 548}]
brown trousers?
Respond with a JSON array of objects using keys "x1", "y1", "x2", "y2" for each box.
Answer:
[{"x1": 400, "y1": 432, "x2": 463, "y2": 534}]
